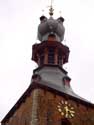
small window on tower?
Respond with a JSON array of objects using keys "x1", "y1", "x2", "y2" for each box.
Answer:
[
  {"x1": 61, "y1": 119, "x2": 71, "y2": 125},
  {"x1": 48, "y1": 47, "x2": 54, "y2": 64}
]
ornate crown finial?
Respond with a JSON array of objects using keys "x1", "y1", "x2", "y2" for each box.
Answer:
[{"x1": 49, "y1": 0, "x2": 54, "y2": 16}]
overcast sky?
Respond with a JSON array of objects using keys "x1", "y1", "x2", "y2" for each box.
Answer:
[{"x1": 0, "y1": 0, "x2": 94, "y2": 122}]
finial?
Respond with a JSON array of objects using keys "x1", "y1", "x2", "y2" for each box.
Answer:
[
  {"x1": 59, "y1": 11, "x2": 62, "y2": 16},
  {"x1": 42, "y1": 9, "x2": 44, "y2": 15},
  {"x1": 49, "y1": 0, "x2": 54, "y2": 16}
]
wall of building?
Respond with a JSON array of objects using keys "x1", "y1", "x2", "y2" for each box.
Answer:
[{"x1": 4, "y1": 88, "x2": 94, "y2": 125}]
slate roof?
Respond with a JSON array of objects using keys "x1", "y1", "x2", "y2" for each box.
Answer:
[{"x1": 1, "y1": 65, "x2": 94, "y2": 123}]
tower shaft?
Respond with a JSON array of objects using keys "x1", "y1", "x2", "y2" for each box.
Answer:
[{"x1": 1, "y1": 3, "x2": 94, "y2": 125}]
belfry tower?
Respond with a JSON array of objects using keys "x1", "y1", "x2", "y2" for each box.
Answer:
[{"x1": 1, "y1": 4, "x2": 94, "y2": 125}]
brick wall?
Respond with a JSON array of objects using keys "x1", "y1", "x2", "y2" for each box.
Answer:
[{"x1": 4, "y1": 88, "x2": 94, "y2": 125}]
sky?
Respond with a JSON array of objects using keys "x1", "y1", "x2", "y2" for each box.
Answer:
[{"x1": 0, "y1": 0, "x2": 94, "y2": 122}]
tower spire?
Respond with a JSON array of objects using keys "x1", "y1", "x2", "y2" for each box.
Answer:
[{"x1": 49, "y1": 0, "x2": 54, "y2": 16}]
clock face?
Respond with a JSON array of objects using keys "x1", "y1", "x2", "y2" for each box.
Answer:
[{"x1": 57, "y1": 100, "x2": 75, "y2": 119}]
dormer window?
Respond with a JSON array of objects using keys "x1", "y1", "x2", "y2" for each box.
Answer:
[{"x1": 63, "y1": 76, "x2": 71, "y2": 87}]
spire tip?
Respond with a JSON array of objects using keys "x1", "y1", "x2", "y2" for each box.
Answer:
[{"x1": 49, "y1": 0, "x2": 54, "y2": 16}]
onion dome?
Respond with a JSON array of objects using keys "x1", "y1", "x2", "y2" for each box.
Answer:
[{"x1": 38, "y1": 16, "x2": 65, "y2": 42}]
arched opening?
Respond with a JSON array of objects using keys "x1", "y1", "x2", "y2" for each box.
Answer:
[
  {"x1": 48, "y1": 47, "x2": 55, "y2": 64},
  {"x1": 61, "y1": 118, "x2": 71, "y2": 125},
  {"x1": 48, "y1": 34, "x2": 56, "y2": 41}
]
